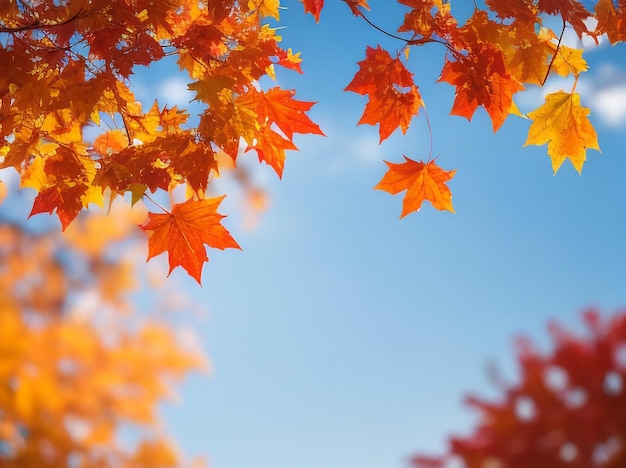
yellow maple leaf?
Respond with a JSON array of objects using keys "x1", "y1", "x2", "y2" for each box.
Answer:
[
  {"x1": 251, "y1": 0, "x2": 280, "y2": 19},
  {"x1": 550, "y1": 44, "x2": 588, "y2": 77},
  {"x1": 525, "y1": 92, "x2": 600, "y2": 174}
]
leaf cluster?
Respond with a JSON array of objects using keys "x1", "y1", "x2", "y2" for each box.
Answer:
[{"x1": 1, "y1": 0, "x2": 623, "y2": 283}]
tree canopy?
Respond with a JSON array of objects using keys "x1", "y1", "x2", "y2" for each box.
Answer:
[
  {"x1": 0, "y1": 0, "x2": 623, "y2": 281},
  {"x1": 413, "y1": 309, "x2": 626, "y2": 468}
]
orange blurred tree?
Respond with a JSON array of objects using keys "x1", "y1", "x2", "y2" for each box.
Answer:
[
  {"x1": 413, "y1": 310, "x2": 626, "y2": 468},
  {"x1": 0, "y1": 0, "x2": 624, "y2": 282},
  {"x1": 0, "y1": 187, "x2": 207, "y2": 467}
]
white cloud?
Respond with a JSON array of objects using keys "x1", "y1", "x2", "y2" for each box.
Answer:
[
  {"x1": 515, "y1": 63, "x2": 626, "y2": 128},
  {"x1": 589, "y1": 86, "x2": 626, "y2": 127},
  {"x1": 158, "y1": 76, "x2": 194, "y2": 106},
  {"x1": 561, "y1": 17, "x2": 607, "y2": 50},
  {"x1": 578, "y1": 64, "x2": 626, "y2": 127}
]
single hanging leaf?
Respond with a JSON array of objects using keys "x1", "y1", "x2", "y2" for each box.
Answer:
[
  {"x1": 140, "y1": 196, "x2": 240, "y2": 283},
  {"x1": 374, "y1": 157, "x2": 456, "y2": 218},
  {"x1": 524, "y1": 92, "x2": 600, "y2": 174}
]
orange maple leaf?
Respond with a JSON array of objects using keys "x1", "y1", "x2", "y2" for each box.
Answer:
[
  {"x1": 374, "y1": 157, "x2": 456, "y2": 218},
  {"x1": 247, "y1": 125, "x2": 298, "y2": 178},
  {"x1": 595, "y1": 0, "x2": 626, "y2": 44},
  {"x1": 254, "y1": 87, "x2": 324, "y2": 140},
  {"x1": 140, "y1": 196, "x2": 240, "y2": 283},
  {"x1": 345, "y1": 45, "x2": 423, "y2": 142}
]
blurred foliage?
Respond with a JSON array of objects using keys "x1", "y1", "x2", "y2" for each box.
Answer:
[{"x1": 0, "y1": 187, "x2": 207, "y2": 467}]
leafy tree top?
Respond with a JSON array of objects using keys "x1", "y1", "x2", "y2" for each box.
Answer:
[{"x1": 0, "y1": 0, "x2": 623, "y2": 283}]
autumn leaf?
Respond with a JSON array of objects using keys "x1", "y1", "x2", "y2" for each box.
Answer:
[
  {"x1": 342, "y1": 0, "x2": 370, "y2": 15},
  {"x1": 140, "y1": 197, "x2": 240, "y2": 283},
  {"x1": 375, "y1": 157, "x2": 456, "y2": 218},
  {"x1": 253, "y1": 87, "x2": 324, "y2": 140},
  {"x1": 595, "y1": 0, "x2": 626, "y2": 44},
  {"x1": 29, "y1": 185, "x2": 87, "y2": 230},
  {"x1": 302, "y1": 0, "x2": 325, "y2": 22},
  {"x1": 537, "y1": 0, "x2": 593, "y2": 38},
  {"x1": 247, "y1": 125, "x2": 298, "y2": 178},
  {"x1": 93, "y1": 129, "x2": 129, "y2": 155},
  {"x1": 346, "y1": 46, "x2": 423, "y2": 142},
  {"x1": 439, "y1": 43, "x2": 524, "y2": 132},
  {"x1": 524, "y1": 92, "x2": 600, "y2": 173}
]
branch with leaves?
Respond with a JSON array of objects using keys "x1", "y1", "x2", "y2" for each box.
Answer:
[{"x1": 0, "y1": 0, "x2": 623, "y2": 283}]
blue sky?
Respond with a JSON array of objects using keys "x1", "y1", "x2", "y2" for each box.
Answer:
[
  {"x1": 143, "y1": 3, "x2": 626, "y2": 468},
  {"x1": 34, "y1": 2, "x2": 626, "y2": 467}
]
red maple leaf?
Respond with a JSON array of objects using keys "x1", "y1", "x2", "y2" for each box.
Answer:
[
  {"x1": 302, "y1": 0, "x2": 325, "y2": 22},
  {"x1": 537, "y1": 0, "x2": 593, "y2": 37},
  {"x1": 439, "y1": 43, "x2": 523, "y2": 131},
  {"x1": 29, "y1": 185, "x2": 87, "y2": 230},
  {"x1": 140, "y1": 196, "x2": 240, "y2": 283}
]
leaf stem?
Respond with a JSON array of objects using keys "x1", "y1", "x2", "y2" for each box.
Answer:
[
  {"x1": 144, "y1": 193, "x2": 171, "y2": 215},
  {"x1": 542, "y1": 19, "x2": 566, "y2": 87},
  {"x1": 357, "y1": 11, "x2": 412, "y2": 43},
  {"x1": 423, "y1": 106, "x2": 434, "y2": 162}
]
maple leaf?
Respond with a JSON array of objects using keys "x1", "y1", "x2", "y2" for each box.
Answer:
[
  {"x1": 524, "y1": 92, "x2": 600, "y2": 173},
  {"x1": 140, "y1": 197, "x2": 240, "y2": 283},
  {"x1": 29, "y1": 185, "x2": 87, "y2": 230},
  {"x1": 93, "y1": 129, "x2": 129, "y2": 155},
  {"x1": 439, "y1": 44, "x2": 524, "y2": 132},
  {"x1": 374, "y1": 157, "x2": 456, "y2": 218},
  {"x1": 254, "y1": 87, "x2": 324, "y2": 140},
  {"x1": 398, "y1": 0, "x2": 458, "y2": 41},
  {"x1": 247, "y1": 125, "x2": 298, "y2": 178},
  {"x1": 302, "y1": 0, "x2": 325, "y2": 22},
  {"x1": 537, "y1": 0, "x2": 593, "y2": 38},
  {"x1": 342, "y1": 0, "x2": 370, "y2": 16},
  {"x1": 485, "y1": 0, "x2": 538, "y2": 25},
  {"x1": 595, "y1": 0, "x2": 626, "y2": 43},
  {"x1": 346, "y1": 46, "x2": 423, "y2": 142},
  {"x1": 550, "y1": 43, "x2": 588, "y2": 78}
]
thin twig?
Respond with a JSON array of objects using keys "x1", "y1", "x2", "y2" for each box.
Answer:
[
  {"x1": 358, "y1": 11, "x2": 413, "y2": 43},
  {"x1": 423, "y1": 105, "x2": 434, "y2": 162},
  {"x1": 542, "y1": 19, "x2": 566, "y2": 87},
  {"x1": 144, "y1": 193, "x2": 171, "y2": 214},
  {"x1": 0, "y1": 9, "x2": 84, "y2": 33}
]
